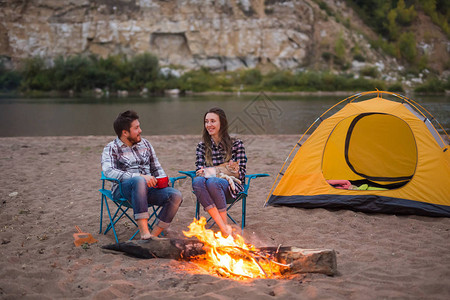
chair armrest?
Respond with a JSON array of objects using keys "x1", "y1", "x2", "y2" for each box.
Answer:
[
  {"x1": 101, "y1": 171, "x2": 126, "y2": 199},
  {"x1": 170, "y1": 175, "x2": 187, "y2": 187},
  {"x1": 243, "y1": 173, "x2": 270, "y2": 193},
  {"x1": 245, "y1": 173, "x2": 270, "y2": 180},
  {"x1": 101, "y1": 172, "x2": 121, "y2": 183},
  {"x1": 178, "y1": 170, "x2": 196, "y2": 180}
]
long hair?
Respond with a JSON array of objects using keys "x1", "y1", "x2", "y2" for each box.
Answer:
[{"x1": 202, "y1": 107, "x2": 232, "y2": 166}]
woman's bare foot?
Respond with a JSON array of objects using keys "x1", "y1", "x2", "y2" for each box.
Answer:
[{"x1": 220, "y1": 224, "x2": 232, "y2": 237}]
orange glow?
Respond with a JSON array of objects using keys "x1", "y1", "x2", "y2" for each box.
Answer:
[{"x1": 183, "y1": 217, "x2": 283, "y2": 279}]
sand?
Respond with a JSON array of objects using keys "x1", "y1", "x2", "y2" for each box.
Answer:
[{"x1": 0, "y1": 135, "x2": 449, "y2": 299}]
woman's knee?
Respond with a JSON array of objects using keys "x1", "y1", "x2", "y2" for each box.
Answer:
[
  {"x1": 205, "y1": 177, "x2": 228, "y2": 190},
  {"x1": 192, "y1": 176, "x2": 206, "y2": 191}
]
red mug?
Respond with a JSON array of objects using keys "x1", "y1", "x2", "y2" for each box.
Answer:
[{"x1": 156, "y1": 176, "x2": 169, "y2": 188}]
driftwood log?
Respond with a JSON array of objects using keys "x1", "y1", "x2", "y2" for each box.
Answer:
[
  {"x1": 258, "y1": 246, "x2": 337, "y2": 276},
  {"x1": 102, "y1": 238, "x2": 337, "y2": 276},
  {"x1": 102, "y1": 238, "x2": 206, "y2": 259}
]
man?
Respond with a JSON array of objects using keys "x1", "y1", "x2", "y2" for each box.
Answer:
[{"x1": 101, "y1": 110, "x2": 182, "y2": 239}]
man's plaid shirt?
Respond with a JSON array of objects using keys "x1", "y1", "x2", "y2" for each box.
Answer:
[{"x1": 101, "y1": 137, "x2": 166, "y2": 194}]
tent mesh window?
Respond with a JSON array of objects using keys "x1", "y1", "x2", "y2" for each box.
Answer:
[{"x1": 322, "y1": 113, "x2": 417, "y2": 189}]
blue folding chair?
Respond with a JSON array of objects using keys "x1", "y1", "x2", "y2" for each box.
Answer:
[
  {"x1": 99, "y1": 172, "x2": 186, "y2": 243},
  {"x1": 178, "y1": 170, "x2": 269, "y2": 231}
]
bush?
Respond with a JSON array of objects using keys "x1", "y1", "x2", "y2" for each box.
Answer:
[
  {"x1": 360, "y1": 66, "x2": 379, "y2": 78},
  {"x1": 129, "y1": 53, "x2": 159, "y2": 88},
  {"x1": 414, "y1": 78, "x2": 446, "y2": 93},
  {"x1": 322, "y1": 52, "x2": 333, "y2": 62},
  {"x1": 396, "y1": 0, "x2": 417, "y2": 26},
  {"x1": 398, "y1": 32, "x2": 417, "y2": 63},
  {"x1": 240, "y1": 69, "x2": 262, "y2": 86},
  {"x1": 334, "y1": 33, "x2": 346, "y2": 62},
  {"x1": 179, "y1": 68, "x2": 215, "y2": 92},
  {"x1": 294, "y1": 71, "x2": 323, "y2": 91},
  {"x1": 0, "y1": 63, "x2": 21, "y2": 91},
  {"x1": 261, "y1": 71, "x2": 295, "y2": 90},
  {"x1": 387, "y1": 82, "x2": 404, "y2": 92},
  {"x1": 20, "y1": 56, "x2": 47, "y2": 91},
  {"x1": 53, "y1": 55, "x2": 94, "y2": 91}
]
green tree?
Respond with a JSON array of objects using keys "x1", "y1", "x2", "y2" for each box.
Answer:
[
  {"x1": 0, "y1": 62, "x2": 21, "y2": 91},
  {"x1": 334, "y1": 33, "x2": 347, "y2": 63},
  {"x1": 387, "y1": 9, "x2": 399, "y2": 40},
  {"x1": 398, "y1": 32, "x2": 417, "y2": 63},
  {"x1": 129, "y1": 53, "x2": 159, "y2": 88},
  {"x1": 396, "y1": 0, "x2": 417, "y2": 26},
  {"x1": 20, "y1": 56, "x2": 52, "y2": 91}
]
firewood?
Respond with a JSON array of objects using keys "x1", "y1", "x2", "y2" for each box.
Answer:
[
  {"x1": 258, "y1": 246, "x2": 337, "y2": 276},
  {"x1": 102, "y1": 238, "x2": 337, "y2": 276},
  {"x1": 102, "y1": 237, "x2": 206, "y2": 259}
]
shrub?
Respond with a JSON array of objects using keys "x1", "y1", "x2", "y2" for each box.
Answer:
[
  {"x1": 179, "y1": 68, "x2": 215, "y2": 92},
  {"x1": 322, "y1": 52, "x2": 333, "y2": 62},
  {"x1": 398, "y1": 32, "x2": 417, "y2": 63},
  {"x1": 414, "y1": 77, "x2": 446, "y2": 93},
  {"x1": 387, "y1": 82, "x2": 404, "y2": 92},
  {"x1": 353, "y1": 53, "x2": 365, "y2": 62},
  {"x1": 262, "y1": 71, "x2": 295, "y2": 90},
  {"x1": 53, "y1": 55, "x2": 94, "y2": 91},
  {"x1": 334, "y1": 33, "x2": 346, "y2": 63},
  {"x1": 20, "y1": 56, "x2": 46, "y2": 91},
  {"x1": 0, "y1": 63, "x2": 21, "y2": 91},
  {"x1": 360, "y1": 66, "x2": 379, "y2": 78},
  {"x1": 129, "y1": 53, "x2": 159, "y2": 88},
  {"x1": 240, "y1": 69, "x2": 262, "y2": 86}
]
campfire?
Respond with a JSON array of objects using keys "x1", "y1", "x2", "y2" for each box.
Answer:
[
  {"x1": 182, "y1": 217, "x2": 284, "y2": 279},
  {"x1": 103, "y1": 219, "x2": 337, "y2": 279}
]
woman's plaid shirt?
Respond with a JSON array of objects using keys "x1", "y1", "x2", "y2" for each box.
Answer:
[{"x1": 195, "y1": 138, "x2": 247, "y2": 195}]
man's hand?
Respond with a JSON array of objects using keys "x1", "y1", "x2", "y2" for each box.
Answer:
[{"x1": 141, "y1": 174, "x2": 157, "y2": 187}]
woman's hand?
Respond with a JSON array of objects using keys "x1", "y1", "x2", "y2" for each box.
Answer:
[{"x1": 196, "y1": 167, "x2": 205, "y2": 177}]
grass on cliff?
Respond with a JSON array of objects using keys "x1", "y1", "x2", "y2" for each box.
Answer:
[{"x1": 1, "y1": 53, "x2": 448, "y2": 95}]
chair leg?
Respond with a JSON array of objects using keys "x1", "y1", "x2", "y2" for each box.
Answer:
[
  {"x1": 99, "y1": 195, "x2": 105, "y2": 234},
  {"x1": 104, "y1": 206, "x2": 130, "y2": 235},
  {"x1": 102, "y1": 198, "x2": 120, "y2": 244},
  {"x1": 195, "y1": 198, "x2": 200, "y2": 220},
  {"x1": 241, "y1": 196, "x2": 247, "y2": 231}
]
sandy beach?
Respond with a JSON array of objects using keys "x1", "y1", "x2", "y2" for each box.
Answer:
[{"x1": 1, "y1": 135, "x2": 449, "y2": 299}]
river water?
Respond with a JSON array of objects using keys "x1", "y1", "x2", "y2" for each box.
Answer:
[{"x1": 0, "y1": 93, "x2": 448, "y2": 137}]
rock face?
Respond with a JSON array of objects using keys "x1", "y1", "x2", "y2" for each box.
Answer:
[{"x1": 0, "y1": 0, "x2": 447, "y2": 75}]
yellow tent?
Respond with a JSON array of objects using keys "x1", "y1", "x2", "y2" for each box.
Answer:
[{"x1": 266, "y1": 91, "x2": 450, "y2": 217}]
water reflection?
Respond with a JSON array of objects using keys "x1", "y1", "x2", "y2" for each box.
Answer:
[{"x1": 0, "y1": 94, "x2": 448, "y2": 137}]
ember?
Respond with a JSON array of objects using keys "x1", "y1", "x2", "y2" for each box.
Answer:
[{"x1": 183, "y1": 217, "x2": 285, "y2": 279}]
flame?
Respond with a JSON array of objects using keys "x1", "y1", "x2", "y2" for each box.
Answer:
[{"x1": 183, "y1": 217, "x2": 282, "y2": 279}]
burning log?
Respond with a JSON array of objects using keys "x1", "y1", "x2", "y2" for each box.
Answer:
[
  {"x1": 102, "y1": 237, "x2": 206, "y2": 259},
  {"x1": 102, "y1": 238, "x2": 337, "y2": 276}
]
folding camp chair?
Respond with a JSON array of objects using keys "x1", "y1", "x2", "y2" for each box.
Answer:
[
  {"x1": 99, "y1": 172, "x2": 186, "y2": 243},
  {"x1": 178, "y1": 170, "x2": 269, "y2": 231}
]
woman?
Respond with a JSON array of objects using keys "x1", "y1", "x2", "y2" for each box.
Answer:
[{"x1": 193, "y1": 107, "x2": 247, "y2": 236}]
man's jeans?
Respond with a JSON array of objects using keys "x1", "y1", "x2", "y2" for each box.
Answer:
[
  {"x1": 192, "y1": 176, "x2": 232, "y2": 212},
  {"x1": 115, "y1": 176, "x2": 182, "y2": 229}
]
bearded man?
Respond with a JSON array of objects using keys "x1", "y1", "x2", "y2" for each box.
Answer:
[{"x1": 101, "y1": 110, "x2": 183, "y2": 239}]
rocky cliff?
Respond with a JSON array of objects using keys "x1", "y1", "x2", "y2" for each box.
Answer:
[{"x1": 0, "y1": 0, "x2": 448, "y2": 78}]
